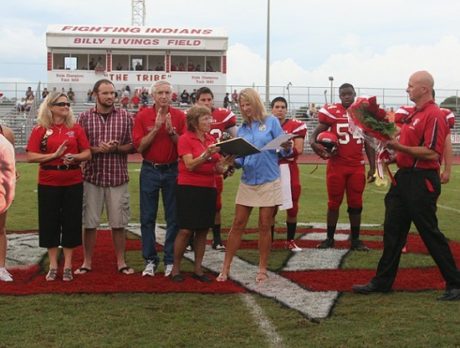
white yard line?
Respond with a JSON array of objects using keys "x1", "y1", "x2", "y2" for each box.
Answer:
[
  {"x1": 240, "y1": 293, "x2": 285, "y2": 348},
  {"x1": 437, "y1": 204, "x2": 460, "y2": 214}
]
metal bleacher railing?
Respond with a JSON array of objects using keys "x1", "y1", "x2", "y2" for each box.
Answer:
[{"x1": 1, "y1": 82, "x2": 459, "y2": 154}]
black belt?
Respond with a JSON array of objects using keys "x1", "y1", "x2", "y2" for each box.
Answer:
[
  {"x1": 41, "y1": 164, "x2": 80, "y2": 170},
  {"x1": 142, "y1": 160, "x2": 177, "y2": 170}
]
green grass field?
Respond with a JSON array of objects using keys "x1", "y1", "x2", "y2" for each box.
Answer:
[{"x1": 2, "y1": 163, "x2": 460, "y2": 347}]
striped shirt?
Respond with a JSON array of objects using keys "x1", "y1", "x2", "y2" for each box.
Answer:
[{"x1": 78, "y1": 107, "x2": 133, "y2": 187}]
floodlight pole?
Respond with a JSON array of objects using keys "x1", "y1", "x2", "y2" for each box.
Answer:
[
  {"x1": 328, "y1": 76, "x2": 334, "y2": 104},
  {"x1": 265, "y1": 0, "x2": 270, "y2": 105}
]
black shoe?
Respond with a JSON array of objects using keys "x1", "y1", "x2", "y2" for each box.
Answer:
[
  {"x1": 437, "y1": 288, "x2": 460, "y2": 301},
  {"x1": 317, "y1": 238, "x2": 334, "y2": 249},
  {"x1": 352, "y1": 282, "x2": 391, "y2": 294},
  {"x1": 192, "y1": 273, "x2": 212, "y2": 283},
  {"x1": 351, "y1": 239, "x2": 369, "y2": 252}
]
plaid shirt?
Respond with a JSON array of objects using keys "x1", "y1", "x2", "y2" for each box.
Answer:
[{"x1": 78, "y1": 107, "x2": 133, "y2": 187}]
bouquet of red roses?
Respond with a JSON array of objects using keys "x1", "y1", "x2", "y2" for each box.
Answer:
[
  {"x1": 347, "y1": 96, "x2": 397, "y2": 141},
  {"x1": 348, "y1": 96, "x2": 397, "y2": 183}
]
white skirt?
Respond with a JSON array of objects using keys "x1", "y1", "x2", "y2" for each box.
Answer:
[{"x1": 235, "y1": 178, "x2": 283, "y2": 207}]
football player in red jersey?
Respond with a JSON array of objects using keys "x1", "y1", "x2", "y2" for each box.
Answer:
[
  {"x1": 310, "y1": 83, "x2": 375, "y2": 251},
  {"x1": 271, "y1": 97, "x2": 307, "y2": 251},
  {"x1": 195, "y1": 87, "x2": 238, "y2": 250}
]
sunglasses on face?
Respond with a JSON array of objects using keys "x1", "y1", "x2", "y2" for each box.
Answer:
[{"x1": 52, "y1": 102, "x2": 71, "y2": 107}]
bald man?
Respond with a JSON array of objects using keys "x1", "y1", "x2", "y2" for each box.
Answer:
[{"x1": 353, "y1": 71, "x2": 460, "y2": 301}]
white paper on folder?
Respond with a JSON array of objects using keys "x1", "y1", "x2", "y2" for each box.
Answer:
[
  {"x1": 260, "y1": 133, "x2": 296, "y2": 151},
  {"x1": 279, "y1": 163, "x2": 293, "y2": 210}
]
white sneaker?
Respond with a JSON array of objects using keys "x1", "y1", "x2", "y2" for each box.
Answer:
[
  {"x1": 142, "y1": 262, "x2": 156, "y2": 277},
  {"x1": 0, "y1": 267, "x2": 13, "y2": 282},
  {"x1": 164, "y1": 264, "x2": 173, "y2": 277},
  {"x1": 286, "y1": 240, "x2": 302, "y2": 252}
]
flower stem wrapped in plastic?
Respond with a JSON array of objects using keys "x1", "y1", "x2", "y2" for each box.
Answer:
[{"x1": 348, "y1": 96, "x2": 397, "y2": 184}]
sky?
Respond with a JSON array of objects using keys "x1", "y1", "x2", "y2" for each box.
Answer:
[{"x1": 1, "y1": 0, "x2": 460, "y2": 96}]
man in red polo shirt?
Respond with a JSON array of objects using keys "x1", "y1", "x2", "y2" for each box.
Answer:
[
  {"x1": 133, "y1": 80, "x2": 186, "y2": 277},
  {"x1": 195, "y1": 87, "x2": 237, "y2": 250},
  {"x1": 353, "y1": 71, "x2": 460, "y2": 301}
]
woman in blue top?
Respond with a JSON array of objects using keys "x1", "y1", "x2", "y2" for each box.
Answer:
[{"x1": 217, "y1": 88, "x2": 291, "y2": 283}]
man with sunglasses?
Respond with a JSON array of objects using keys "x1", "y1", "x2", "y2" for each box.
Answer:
[{"x1": 76, "y1": 79, "x2": 135, "y2": 275}]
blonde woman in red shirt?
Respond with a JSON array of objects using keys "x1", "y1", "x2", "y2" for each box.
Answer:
[{"x1": 27, "y1": 92, "x2": 91, "y2": 282}]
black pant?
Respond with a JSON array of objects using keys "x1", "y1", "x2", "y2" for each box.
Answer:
[
  {"x1": 38, "y1": 183, "x2": 83, "y2": 248},
  {"x1": 372, "y1": 169, "x2": 460, "y2": 290}
]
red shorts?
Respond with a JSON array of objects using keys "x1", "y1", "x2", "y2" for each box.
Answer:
[
  {"x1": 326, "y1": 163, "x2": 365, "y2": 211},
  {"x1": 215, "y1": 174, "x2": 223, "y2": 212}
]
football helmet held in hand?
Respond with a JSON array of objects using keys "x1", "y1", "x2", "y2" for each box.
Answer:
[{"x1": 316, "y1": 131, "x2": 338, "y2": 153}]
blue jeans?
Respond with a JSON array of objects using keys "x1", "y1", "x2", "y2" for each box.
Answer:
[{"x1": 140, "y1": 162, "x2": 178, "y2": 265}]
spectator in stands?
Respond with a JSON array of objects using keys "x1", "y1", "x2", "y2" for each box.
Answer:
[
  {"x1": 86, "y1": 89, "x2": 93, "y2": 103},
  {"x1": 155, "y1": 63, "x2": 164, "y2": 71},
  {"x1": 26, "y1": 91, "x2": 91, "y2": 281},
  {"x1": 180, "y1": 89, "x2": 190, "y2": 104},
  {"x1": 171, "y1": 91, "x2": 178, "y2": 104},
  {"x1": 195, "y1": 64, "x2": 202, "y2": 72},
  {"x1": 231, "y1": 89, "x2": 238, "y2": 105},
  {"x1": 42, "y1": 88, "x2": 49, "y2": 100},
  {"x1": 135, "y1": 62, "x2": 143, "y2": 71},
  {"x1": 0, "y1": 125, "x2": 16, "y2": 282},
  {"x1": 206, "y1": 62, "x2": 214, "y2": 72},
  {"x1": 223, "y1": 93, "x2": 230, "y2": 109},
  {"x1": 95, "y1": 57, "x2": 104, "y2": 70},
  {"x1": 67, "y1": 88, "x2": 75, "y2": 103},
  {"x1": 187, "y1": 63, "x2": 195, "y2": 71},
  {"x1": 125, "y1": 85, "x2": 131, "y2": 96},
  {"x1": 76, "y1": 79, "x2": 135, "y2": 276},
  {"x1": 217, "y1": 88, "x2": 292, "y2": 283},
  {"x1": 25, "y1": 87, "x2": 34, "y2": 99},
  {"x1": 170, "y1": 105, "x2": 233, "y2": 282},
  {"x1": 171, "y1": 64, "x2": 177, "y2": 71},
  {"x1": 386, "y1": 107, "x2": 395, "y2": 122},
  {"x1": 141, "y1": 89, "x2": 149, "y2": 105},
  {"x1": 132, "y1": 80, "x2": 186, "y2": 278},
  {"x1": 178, "y1": 62, "x2": 185, "y2": 71},
  {"x1": 190, "y1": 89, "x2": 197, "y2": 104},
  {"x1": 24, "y1": 95, "x2": 34, "y2": 112},
  {"x1": 309, "y1": 103, "x2": 318, "y2": 118},
  {"x1": 89, "y1": 58, "x2": 96, "y2": 70},
  {"x1": 116, "y1": 62, "x2": 123, "y2": 71},
  {"x1": 131, "y1": 92, "x2": 140, "y2": 109},
  {"x1": 16, "y1": 98, "x2": 26, "y2": 112},
  {"x1": 120, "y1": 93, "x2": 130, "y2": 109}
]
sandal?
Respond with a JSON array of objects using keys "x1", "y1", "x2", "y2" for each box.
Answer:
[
  {"x1": 256, "y1": 272, "x2": 269, "y2": 283},
  {"x1": 63, "y1": 268, "x2": 73, "y2": 282},
  {"x1": 216, "y1": 273, "x2": 228, "y2": 282},
  {"x1": 118, "y1": 266, "x2": 135, "y2": 275},
  {"x1": 75, "y1": 267, "x2": 92, "y2": 274},
  {"x1": 45, "y1": 268, "x2": 58, "y2": 281}
]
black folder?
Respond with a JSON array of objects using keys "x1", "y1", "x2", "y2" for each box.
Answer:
[{"x1": 216, "y1": 137, "x2": 261, "y2": 157}]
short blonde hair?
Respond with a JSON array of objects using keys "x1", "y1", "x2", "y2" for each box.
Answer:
[
  {"x1": 36, "y1": 92, "x2": 75, "y2": 129},
  {"x1": 186, "y1": 105, "x2": 211, "y2": 132},
  {"x1": 238, "y1": 88, "x2": 267, "y2": 124}
]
